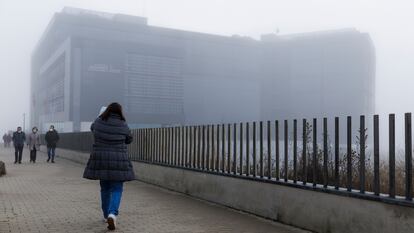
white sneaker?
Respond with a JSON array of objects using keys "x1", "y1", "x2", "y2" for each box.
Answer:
[{"x1": 107, "y1": 214, "x2": 116, "y2": 230}]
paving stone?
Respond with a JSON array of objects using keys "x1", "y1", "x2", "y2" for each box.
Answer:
[{"x1": 0, "y1": 147, "x2": 309, "y2": 233}]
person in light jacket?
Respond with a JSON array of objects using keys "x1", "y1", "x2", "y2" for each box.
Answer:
[
  {"x1": 27, "y1": 127, "x2": 41, "y2": 163},
  {"x1": 83, "y1": 103, "x2": 135, "y2": 231}
]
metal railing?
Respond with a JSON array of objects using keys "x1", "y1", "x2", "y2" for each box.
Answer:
[
  {"x1": 129, "y1": 113, "x2": 414, "y2": 207},
  {"x1": 41, "y1": 132, "x2": 93, "y2": 152},
  {"x1": 51, "y1": 113, "x2": 414, "y2": 207}
]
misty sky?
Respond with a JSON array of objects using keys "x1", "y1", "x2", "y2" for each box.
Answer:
[{"x1": 0, "y1": 0, "x2": 413, "y2": 133}]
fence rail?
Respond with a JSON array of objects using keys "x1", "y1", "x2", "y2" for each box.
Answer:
[{"x1": 53, "y1": 113, "x2": 414, "y2": 207}]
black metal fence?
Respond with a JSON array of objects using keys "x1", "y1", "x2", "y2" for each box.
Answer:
[
  {"x1": 52, "y1": 113, "x2": 414, "y2": 207},
  {"x1": 41, "y1": 132, "x2": 93, "y2": 152}
]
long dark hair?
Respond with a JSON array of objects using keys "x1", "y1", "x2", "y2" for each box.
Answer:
[{"x1": 100, "y1": 103, "x2": 126, "y2": 121}]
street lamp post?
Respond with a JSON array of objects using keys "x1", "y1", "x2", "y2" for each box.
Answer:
[{"x1": 23, "y1": 113, "x2": 25, "y2": 132}]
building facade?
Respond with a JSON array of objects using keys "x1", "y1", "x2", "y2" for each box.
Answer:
[{"x1": 31, "y1": 7, "x2": 375, "y2": 132}]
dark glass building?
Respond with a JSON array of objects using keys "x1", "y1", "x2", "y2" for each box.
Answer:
[{"x1": 31, "y1": 7, "x2": 375, "y2": 132}]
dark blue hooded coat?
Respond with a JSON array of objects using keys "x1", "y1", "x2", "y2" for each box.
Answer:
[{"x1": 83, "y1": 114, "x2": 135, "y2": 181}]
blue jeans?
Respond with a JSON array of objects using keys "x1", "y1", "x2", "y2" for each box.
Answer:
[
  {"x1": 100, "y1": 180, "x2": 124, "y2": 218},
  {"x1": 47, "y1": 147, "x2": 55, "y2": 161}
]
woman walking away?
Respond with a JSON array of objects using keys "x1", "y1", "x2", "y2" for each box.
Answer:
[
  {"x1": 83, "y1": 103, "x2": 135, "y2": 231},
  {"x1": 27, "y1": 127, "x2": 41, "y2": 163}
]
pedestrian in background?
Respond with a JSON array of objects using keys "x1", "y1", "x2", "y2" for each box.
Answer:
[
  {"x1": 6, "y1": 134, "x2": 12, "y2": 147},
  {"x1": 45, "y1": 125, "x2": 59, "y2": 163},
  {"x1": 83, "y1": 103, "x2": 135, "y2": 231},
  {"x1": 2, "y1": 133, "x2": 6, "y2": 148},
  {"x1": 27, "y1": 127, "x2": 41, "y2": 163},
  {"x1": 12, "y1": 127, "x2": 26, "y2": 164}
]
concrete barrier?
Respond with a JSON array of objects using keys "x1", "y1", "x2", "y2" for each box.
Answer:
[
  {"x1": 50, "y1": 148, "x2": 414, "y2": 233},
  {"x1": 39, "y1": 147, "x2": 89, "y2": 164}
]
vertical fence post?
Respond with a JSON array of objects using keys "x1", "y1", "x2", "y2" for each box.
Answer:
[
  {"x1": 156, "y1": 128, "x2": 159, "y2": 162},
  {"x1": 177, "y1": 127, "x2": 181, "y2": 166},
  {"x1": 163, "y1": 128, "x2": 166, "y2": 163},
  {"x1": 185, "y1": 126, "x2": 188, "y2": 167},
  {"x1": 197, "y1": 125, "x2": 201, "y2": 169},
  {"x1": 152, "y1": 128, "x2": 157, "y2": 162},
  {"x1": 169, "y1": 127, "x2": 173, "y2": 164},
  {"x1": 405, "y1": 113, "x2": 413, "y2": 201},
  {"x1": 141, "y1": 129, "x2": 147, "y2": 160},
  {"x1": 154, "y1": 128, "x2": 158, "y2": 162},
  {"x1": 137, "y1": 130, "x2": 140, "y2": 160},
  {"x1": 144, "y1": 129, "x2": 148, "y2": 161},
  {"x1": 170, "y1": 128, "x2": 173, "y2": 165},
  {"x1": 222, "y1": 124, "x2": 225, "y2": 172},
  {"x1": 284, "y1": 120, "x2": 288, "y2": 182},
  {"x1": 178, "y1": 127, "x2": 181, "y2": 166},
  {"x1": 139, "y1": 129, "x2": 142, "y2": 160},
  {"x1": 211, "y1": 125, "x2": 214, "y2": 171},
  {"x1": 138, "y1": 129, "x2": 142, "y2": 160},
  {"x1": 389, "y1": 114, "x2": 395, "y2": 198},
  {"x1": 170, "y1": 127, "x2": 173, "y2": 164},
  {"x1": 148, "y1": 128, "x2": 154, "y2": 162},
  {"x1": 158, "y1": 128, "x2": 161, "y2": 163},
  {"x1": 267, "y1": 121, "x2": 272, "y2": 179},
  {"x1": 240, "y1": 122, "x2": 244, "y2": 175},
  {"x1": 164, "y1": 128, "x2": 167, "y2": 164},
  {"x1": 203, "y1": 125, "x2": 210, "y2": 170},
  {"x1": 175, "y1": 127, "x2": 178, "y2": 166},
  {"x1": 143, "y1": 129, "x2": 147, "y2": 161},
  {"x1": 206, "y1": 125, "x2": 213, "y2": 170},
  {"x1": 191, "y1": 127, "x2": 194, "y2": 167},
  {"x1": 294, "y1": 119, "x2": 297, "y2": 183},
  {"x1": 153, "y1": 128, "x2": 156, "y2": 162},
  {"x1": 145, "y1": 129, "x2": 150, "y2": 162},
  {"x1": 276, "y1": 120, "x2": 280, "y2": 180},
  {"x1": 167, "y1": 128, "x2": 170, "y2": 164},
  {"x1": 260, "y1": 121, "x2": 264, "y2": 178},
  {"x1": 188, "y1": 126, "x2": 190, "y2": 167},
  {"x1": 216, "y1": 124, "x2": 220, "y2": 171},
  {"x1": 323, "y1": 118, "x2": 328, "y2": 188},
  {"x1": 202, "y1": 125, "x2": 205, "y2": 170},
  {"x1": 157, "y1": 128, "x2": 161, "y2": 163},
  {"x1": 189, "y1": 127, "x2": 192, "y2": 167},
  {"x1": 246, "y1": 122, "x2": 250, "y2": 176},
  {"x1": 193, "y1": 126, "x2": 197, "y2": 168},
  {"x1": 150, "y1": 129, "x2": 153, "y2": 162},
  {"x1": 335, "y1": 117, "x2": 339, "y2": 190},
  {"x1": 313, "y1": 118, "x2": 317, "y2": 187},
  {"x1": 373, "y1": 115, "x2": 380, "y2": 195},
  {"x1": 227, "y1": 124, "x2": 231, "y2": 173},
  {"x1": 253, "y1": 122, "x2": 257, "y2": 177},
  {"x1": 303, "y1": 119, "x2": 307, "y2": 185},
  {"x1": 155, "y1": 128, "x2": 158, "y2": 162},
  {"x1": 360, "y1": 115, "x2": 366, "y2": 194},
  {"x1": 347, "y1": 116, "x2": 352, "y2": 192},
  {"x1": 233, "y1": 123, "x2": 237, "y2": 174},
  {"x1": 181, "y1": 126, "x2": 185, "y2": 166}
]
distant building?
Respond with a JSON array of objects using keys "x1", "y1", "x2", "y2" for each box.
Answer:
[{"x1": 31, "y1": 7, "x2": 375, "y2": 132}]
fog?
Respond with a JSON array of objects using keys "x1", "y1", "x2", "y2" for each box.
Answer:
[{"x1": 1, "y1": 0, "x2": 414, "y2": 134}]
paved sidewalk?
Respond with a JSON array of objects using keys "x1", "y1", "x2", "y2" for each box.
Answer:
[{"x1": 0, "y1": 147, "x2": 309, "y2": 233}]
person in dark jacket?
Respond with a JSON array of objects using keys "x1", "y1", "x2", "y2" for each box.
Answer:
[
  {"x1": 83, "y1": 103, "x2": 135, "y2": 231},
  {"x1": 27, "y1": 127, "x2": 41, "y2": 163},
  {"x1": 12, "y1": 127, "x2": 26, "y2": 164},
  {"x1": 45, "y1": 125, "x2": 59, "y2": 163}
]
